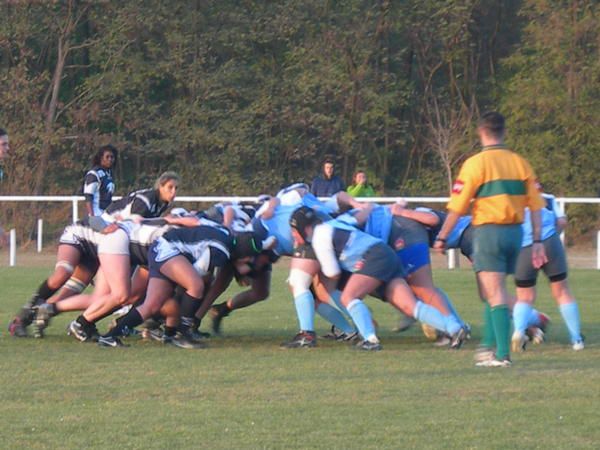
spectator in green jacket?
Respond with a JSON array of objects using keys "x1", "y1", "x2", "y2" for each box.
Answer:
[{"x1": 347, "y1": 170, "x2": 376, "y2": 197}]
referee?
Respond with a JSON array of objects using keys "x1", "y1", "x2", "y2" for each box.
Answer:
[{"x1": 434, "y1": 111, "x2": 547, "y2": 367}]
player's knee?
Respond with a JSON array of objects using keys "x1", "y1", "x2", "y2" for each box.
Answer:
[
  {"x1": 287, "y1": 269, "x2": 313, "y2": 297},
  {"x1": 251, "y1": 286, "x2": 270, "y2": 302},
  {"x1": 55, "y1": 260, "x2": 75, "y2": 276}
]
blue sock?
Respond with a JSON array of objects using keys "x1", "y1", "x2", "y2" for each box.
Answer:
[
  {"x1": 559, "y1": 302, "x2": 582, "y2": 343},
  {"x1": 527, "y1": 308, "x2": 541, "y2": 327},
  {"x1": 346, "y1": 299, "x2": 376, "y2": 341},
  {"x1": 316, "y1": 303, "x2": 355, "y2": 334},
  {"x1": 436, "y1": 288, "x2": 465, "y2": 327},
  {"x1": 414, "y1": 301, "x2": 459, "y2": 335},
  {"x1": 294, "y1": 291, "x2": 315, "y2": 332},
  {"x1": 328, "y1": 290, "x2": 349, "y2": 314},
  {"x1": 513, "y1": 302, "x2": 532, "y2": 333}
]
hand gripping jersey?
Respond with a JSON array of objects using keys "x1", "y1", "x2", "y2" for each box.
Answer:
[
  {"x1": 118, "y1": 220, "x2": 177, "y2": 267},
  {"x1": 254, "y1": 192, "x2": 336, "y2": 257},
  {"x1": 337, "y1": 204, "x2": 429, "y2": 250},
  {"x1": 152, "y1": 225, "x2": 233, "y2": 276}
]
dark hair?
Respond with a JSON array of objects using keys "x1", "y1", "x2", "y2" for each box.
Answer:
[
  {"x1": 0, "y1": 128, "x2": 7, "y2": 137},
  {"x1": 478, "y1": 111, "x2": 505, "y2": 138},
  {"x1": 154, "y1": 171, "x2": 180, "y2": 189},
  {"x1": 323, "y1": 158, "x2": 334, "y2": 166},
  {"x1": 92, "y1": 144, "x2": 118, "y2": 166},
  {"x1": 232, "y1": 232, "x2": 263, "y2": 259},
  {"x1": 289, "y1": 206, "x2": 320, "y2": 240}
]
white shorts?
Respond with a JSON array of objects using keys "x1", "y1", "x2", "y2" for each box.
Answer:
[{"x1": 98, "y1": 228, "x2": 130, "y2": 255}]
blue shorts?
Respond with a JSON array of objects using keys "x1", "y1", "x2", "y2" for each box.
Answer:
[{"x1": 395, "y1": 242, "x2": 430, "y2": 275}]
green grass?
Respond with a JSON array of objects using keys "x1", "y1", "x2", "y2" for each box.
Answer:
[{"x1": 1, "y1": 264, "x2": 599, "y2": 449}]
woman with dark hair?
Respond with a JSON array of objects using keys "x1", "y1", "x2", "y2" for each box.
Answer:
[{"x1": 83, "y1": 145, "x2": 118, "y2": 217}]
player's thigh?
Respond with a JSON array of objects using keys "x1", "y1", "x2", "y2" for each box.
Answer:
[{"x1": 341, "y1": 274, "x2": 381, "y2": 304}]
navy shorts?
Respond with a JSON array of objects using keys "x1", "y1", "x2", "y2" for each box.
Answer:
[
  {"x1": 355, "y1": 242, "x2": 406, "y2": 283},
  {"x1": 515, "y1": 233, "x2": 568, "y2": 285}
]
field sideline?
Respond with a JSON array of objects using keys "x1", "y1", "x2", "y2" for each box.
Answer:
[{"x1": 1, "y1": 263, "x2": 599, "y2": 449}]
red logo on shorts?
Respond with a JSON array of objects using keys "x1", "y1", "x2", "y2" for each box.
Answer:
[
  {"x1": 354, "y1": 260, "x2": 365, "y2": 271},
  {"x1": 452, "y1": 180, "x2": 464, "y2": 194},
  {"x1": 394, "y1": 238, "x2": 405, "y2": 250}
]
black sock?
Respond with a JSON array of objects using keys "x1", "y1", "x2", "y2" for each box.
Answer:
[
  {"x1": 164, "y1": 326, "x2": 177, "y2": 337},
  {"x1": 106, "y1": 308, "x2": 143, "y2": 337},
  {"x1": 216, "y1": 302, "x2": 231, "y2": 317},
  {"x1": 37, "y1": 280, "x2": 58, "y2": 301},
  {"x1": 180, "y1": 316, "x2": 199, "y2": 332},
  {"x1": 77, "y1": 315, "x2": 93, "y2": 329},
  {"x1": 180, "y1": 292, "x2": 202, "y2": 318}
]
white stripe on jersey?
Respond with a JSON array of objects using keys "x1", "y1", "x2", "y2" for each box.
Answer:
[
  {"x1": 153, "y1": 237, "x2": 230, "y2": 263},
  {"x1": 119, "y1": 221, "x2": 173, "y2": 246},
  {"x1": 60, "y1": 223, "x2": 104, "y2": 247}
]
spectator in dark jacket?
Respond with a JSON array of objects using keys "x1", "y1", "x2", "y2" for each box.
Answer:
[{"x1": 310, "y1": 158, "x2": 345, "y2": 197}]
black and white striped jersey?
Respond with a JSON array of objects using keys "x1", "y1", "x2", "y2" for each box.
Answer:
[
  {"x1": 102, "y1": 188, "x2": 169, "y2": 222},
  {"x1": 152, "y1": 225, "x2": 234, "y2": 276},
  {"x1": 117, "y1": 220, "x2": 180, "y2": 267},
  {"x1": 83, "y1": 166, "x2": 115, "y2": 215},
  {"x1": 200, "y1": 202, "x2": 255, "y2": 232},
  {"x1": 59, "y1": 222, "x2": 103, "y2": 261}
]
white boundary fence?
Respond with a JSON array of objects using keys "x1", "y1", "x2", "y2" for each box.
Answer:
[{"x1": 1, "y1": 195, "x2": 599, "y2": 268}]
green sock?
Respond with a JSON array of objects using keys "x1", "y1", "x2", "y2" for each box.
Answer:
[
  {"x1": 480, "y1": 303, "x2": 495, "y2": 348},
  {"x1": 491, "y1": 304, "x2": 510, "y2": 360}
]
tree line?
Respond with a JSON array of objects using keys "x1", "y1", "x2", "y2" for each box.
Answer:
[{"x1": 0, "y1": 0, "x2": 598, "y2": 240}]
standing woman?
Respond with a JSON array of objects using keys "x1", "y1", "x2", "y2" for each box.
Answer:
[{"x1": 83, "y1": 145, "x2": 117, "y2": 217}]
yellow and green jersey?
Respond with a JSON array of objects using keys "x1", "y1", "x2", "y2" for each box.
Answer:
[{"x1": 447, "y1": 145, "x2": 545, "y2": 226}]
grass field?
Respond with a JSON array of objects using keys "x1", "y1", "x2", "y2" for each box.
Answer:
[{"x1": 1, "y1": 262, "x2": 599, "y2": 449}]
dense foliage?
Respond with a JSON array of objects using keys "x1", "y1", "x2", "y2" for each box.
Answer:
[{"x1": 0, "y1": 1, "x2": 598, "y2": 237}]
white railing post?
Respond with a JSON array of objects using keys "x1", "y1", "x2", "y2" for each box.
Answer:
[
  {"x1": 72, "y1": 197, "x2": 79, "y2": 223},
  {"x1": 447, "y1": 248, "x2": 459, "y2": 269},
  {"x1": 597, "y1": 231, "x2": 600, "y2": 270},
  {"x1": 9, "y1": 228, "x2": 16, "y2": 267},
  {"x1": 37, "y1": 218, "x2": 43, "y2": 253},
  {"x1": 557, "y1": 198, "x2": 566, "y2": 245}
]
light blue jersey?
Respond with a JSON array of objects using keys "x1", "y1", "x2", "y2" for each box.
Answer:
[
  {"x1": 337, "y1": 204, "x2": 393, "y2": 243},
  {"x1": 447, "y1": 216, "x2": 472, "y2": 248},
  {"x1": 521, "y1": 194, "x2": 563, "y2": 247},
  {"x1": 313, "y1": 219, "x2": 382, "y2": 275},
  {"x1": 258, "y1": 194, "x2": 335, "y2": 256}
]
